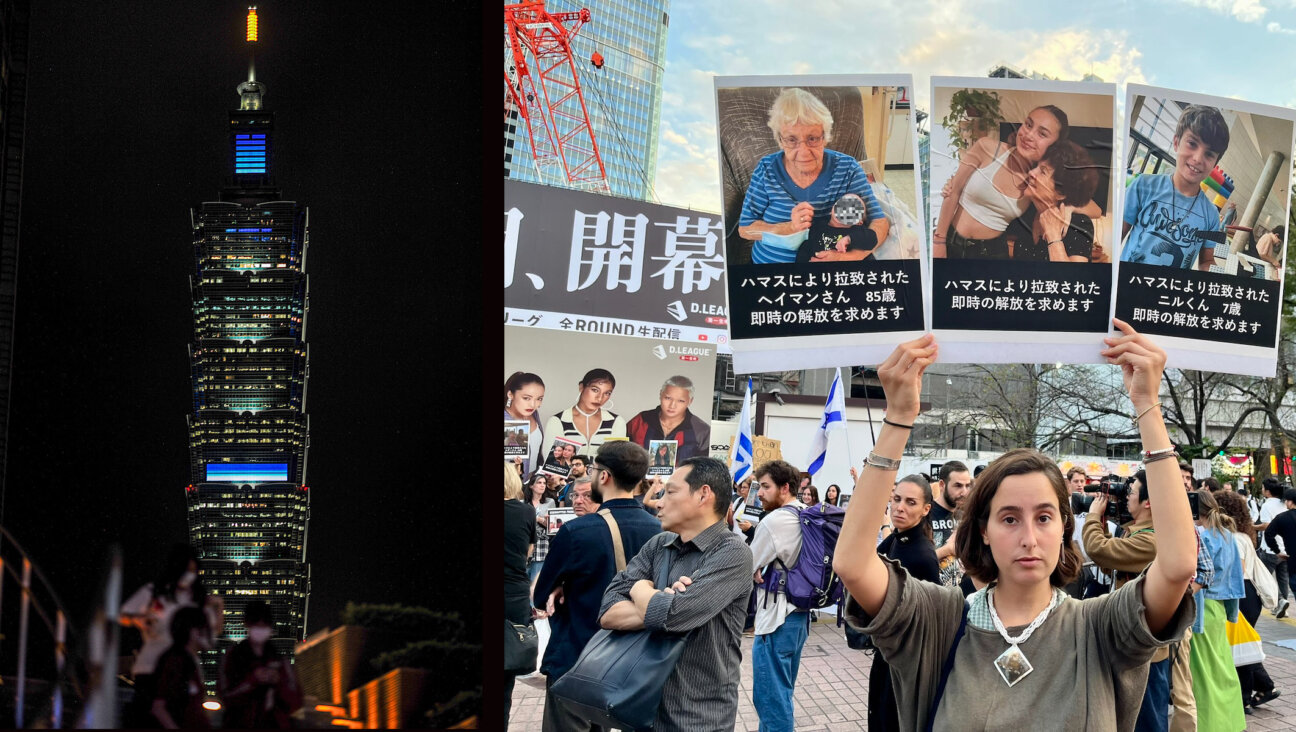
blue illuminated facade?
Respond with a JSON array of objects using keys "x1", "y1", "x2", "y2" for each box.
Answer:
[
  {"x1": 206, "y1": 463, "x2": 290, "y2": 482},
  {"x1": 234, "y1": 133, "x2": 267, "y2": 174},
  {"x1": 186, "y1": 57, "x2": 311, "y2": 670},
  {"x1": 503, "y1": 0, "x2": 670, "y2": 201}
]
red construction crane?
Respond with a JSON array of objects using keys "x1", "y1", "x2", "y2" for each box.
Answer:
[{"x1": 504, "y1": 1, "x2": 609, "y2": 194}]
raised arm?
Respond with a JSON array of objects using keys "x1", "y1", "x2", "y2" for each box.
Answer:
[
  {"x1": 1100, "y1": 318, "x2": 1195, "y2": 633},
  {"x1": 832, "y1": 334, "x2": 936, "y2": 617}
]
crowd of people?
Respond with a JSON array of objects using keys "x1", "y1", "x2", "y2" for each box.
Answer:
[
  {"x1": 119, "y1": 544, "x2": 302, "y2": 729},
  {"x1": 502, "y1": 320, "x2": 1293, "y2": 731}
]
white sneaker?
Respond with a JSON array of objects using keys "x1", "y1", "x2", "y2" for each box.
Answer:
[{"x1": 1276, "y1": 598, "x2": 1290, "y2": 619}]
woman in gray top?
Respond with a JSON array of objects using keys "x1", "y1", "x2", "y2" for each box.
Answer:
[{"x1": 833, "y1": 319, "x2": 1198, "y2": 731}]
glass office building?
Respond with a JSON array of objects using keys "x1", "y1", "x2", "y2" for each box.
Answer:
[
  {"x1": 504, "y1": 0, "x2": 669, "y2": 201},
  {"x1": 186, "y1": 56, "x2": 311, "y2": 670}
]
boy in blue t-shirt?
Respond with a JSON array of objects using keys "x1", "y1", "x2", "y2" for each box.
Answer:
[{"x1": 1120, "y1": 104, "x2": 1230, "y2": 271}]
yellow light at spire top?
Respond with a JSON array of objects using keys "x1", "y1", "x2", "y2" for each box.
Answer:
[{"x1": 246, "y1": 7, "x2": 259, "y2": 42}]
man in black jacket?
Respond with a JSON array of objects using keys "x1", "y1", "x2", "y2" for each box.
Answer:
[
  {"x1": 532, "y1": 441, "x2": 661, "y2": 731},
  {"x1": 1264, "y1": 488, "x2": 1296, "y2": 586}
]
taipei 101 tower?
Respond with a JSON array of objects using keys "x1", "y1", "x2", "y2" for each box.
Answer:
[{"x1": 185, "y1": 5, "x2": 312, "y2": 668}]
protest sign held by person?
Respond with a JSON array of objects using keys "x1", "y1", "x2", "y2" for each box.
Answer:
[{"x1": 834, "y1": 319, "x2": 1197, "y2": 730}]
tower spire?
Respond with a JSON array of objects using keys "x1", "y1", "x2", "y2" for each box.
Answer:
[{"x1": 238, "y1": 6, "x2": 263, "y2": 110}]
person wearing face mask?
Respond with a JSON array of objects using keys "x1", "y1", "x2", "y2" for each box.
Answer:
[
  {"x1": 219, "y1": 601, "x2": 302, "y2": 728},
  {"x1": 152, "y1": 606, "x2": 217, "y2": 729},
  {"x1": 121, "y1": 544, "x2": 225, "y2": 727}
]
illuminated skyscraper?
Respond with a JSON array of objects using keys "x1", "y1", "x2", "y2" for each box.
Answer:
[{"x1": 186, "y1": 6, "x2": 311, "y2": 670}]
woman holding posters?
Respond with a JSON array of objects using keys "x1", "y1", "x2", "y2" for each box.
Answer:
[
  {"x1": 735, "y1": 87, "x2": 889, "y2": 264},
  {"x1": 1006, "y1": 140, "x2": 1101, "y2": 262},
  {"x1": 935, "y1": 104, "x2": 1098, "y2": 259},
  {"x1": 834, "y1": 320, "x2": 1197, "y2": 730},
  {"x1": 625, "y1": 375, "x2": 712, "y2": 462},
  {"x1": 541, "y1": 368, "x2": 625, "y2": 458},
  {"x1": 504, "y1": 372, "x2": 546, "y2": 473}
]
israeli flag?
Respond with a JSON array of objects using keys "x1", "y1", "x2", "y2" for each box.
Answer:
[
  {"x1": 732, "y1": 377, "x2": 755, "y2": 483},
  {"x1": 807, "y1": 368, "x2": 846, "y2": 477}
]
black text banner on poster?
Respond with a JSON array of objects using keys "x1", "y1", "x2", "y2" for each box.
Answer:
[
  {"x1": 727, "y1": 259, "x2": 923, "y2": 339},
  {"x1": 931, "y1": 259, "x2": 1110, "y2": 333},
  {"x1": 503, "y1": 180, "x2": 730, "y2": 351},
  {"x1": 928, "y1": 77, "x2": 1119, "y2": 365},
  {"x1": 1114, "y1": 263, "x2": 1279, "y2": 348},
  {"x1": 714, "y1": 74, "x2": 929, "y2": 374},
  {"x1": 1113, "y1": 84, "x2": 1295, "y2": 379}
]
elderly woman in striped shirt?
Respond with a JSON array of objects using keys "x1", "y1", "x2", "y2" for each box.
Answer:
[{"x1": 737, "y1": 87, "x2": 889, "y2": 264}]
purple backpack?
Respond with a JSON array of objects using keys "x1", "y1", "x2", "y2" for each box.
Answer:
[{"x1": 761, "y1": 503, "x2": 847, "y2": 609}]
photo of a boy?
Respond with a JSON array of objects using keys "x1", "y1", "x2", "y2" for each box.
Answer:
[{"x1": 1120, "y1": 104, "x2": 1230, "y2": 270}]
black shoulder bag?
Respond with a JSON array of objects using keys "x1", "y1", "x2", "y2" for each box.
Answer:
[{"x1": 549, "y1": 548, "x2": 689, "y2": 731}]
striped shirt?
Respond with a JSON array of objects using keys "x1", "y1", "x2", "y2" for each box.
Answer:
[
  {"x1": 599, "y1": 521, "x2": 755, "y2": 732},
  {"x1": 542, "y1": 408, "x2": 627, "y2": 458},
  {"x1": 739, "y1": 149, "x2": 885, "y2": 264}
]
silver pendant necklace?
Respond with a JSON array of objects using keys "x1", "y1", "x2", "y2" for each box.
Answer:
[{"x1": 986, "y1": 587, "x2": 1055, "y2": 687}]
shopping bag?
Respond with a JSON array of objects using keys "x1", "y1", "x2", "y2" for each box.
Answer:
[{"x1": 1226, "y1": 614, "x2": 1265, "y2": 667}]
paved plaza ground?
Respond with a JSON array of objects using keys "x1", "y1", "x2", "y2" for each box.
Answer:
[{"x1": 509, "y1": 606, "x2": 1296, "y2": 730}]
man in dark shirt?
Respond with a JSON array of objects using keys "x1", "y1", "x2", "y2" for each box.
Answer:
[
  {"x1": 533, "y1": 441, "x2": 661, "y2": 731},
  {"x1": 599, "y1": 457, "x2": 755, "y2": 732},
  {"x1": 929, "y1": 460, "x2": 970, "y2": 588},
  {"x1": 1264, "y1": 488, "x2": 1296, "y2": 580}
]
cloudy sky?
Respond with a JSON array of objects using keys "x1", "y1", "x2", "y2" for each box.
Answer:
[{"x1": 652, "y1": 0, "x2": 1296, "y2": 212}]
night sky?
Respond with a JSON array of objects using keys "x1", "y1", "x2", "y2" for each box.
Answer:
[{"x1": 4, "y1": 1, "x2": 476, "y2": 645}]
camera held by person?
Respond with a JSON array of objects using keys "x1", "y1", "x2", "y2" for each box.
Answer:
[{"x1": 1075, "y1": 475, "x2": 1132, "y2": 523}]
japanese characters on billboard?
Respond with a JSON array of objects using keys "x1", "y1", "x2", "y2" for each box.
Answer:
[
  {"x1": 503, "y1": 326, "x2": 717, "y2": 478},
  {"x1": 715, "y1": 74, "x2": 929, "y2": 374},
  {"x1": 929, "y1": 77, "x2": 1120, "y2": 365},
  {"x1": 1113, "y1": 85, "x2": 1294, "y2": 378},
  {"x1": 504, "y1": 180, "x2": 730, "y2": 349}
]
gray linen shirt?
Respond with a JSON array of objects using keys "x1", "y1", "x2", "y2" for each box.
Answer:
[
  {"x1": 843, "y1": 557, "x2": 1194, "y2": 731},
  {"x1": 599, "y1": 520, "x2": 754, "y2": 732}
]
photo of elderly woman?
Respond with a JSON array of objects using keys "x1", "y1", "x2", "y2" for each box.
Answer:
[
  {"x1": 930, "y1": 82, "x2": 1115, "y2": 263},
  {"x1": 718, "y1": 83, "x2": 923, "y2": 266}
]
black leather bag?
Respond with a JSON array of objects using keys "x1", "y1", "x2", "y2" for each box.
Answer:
[
  {"x1": 504, "y1": 617, "x2": 538, "y2": 674},
  {"x1": 549, "y1": 551, "x2": 687, "y2": 731}
]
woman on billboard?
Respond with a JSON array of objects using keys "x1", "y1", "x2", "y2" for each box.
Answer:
[
  {"x1": 504, "y1": 372, "x2": 546, "y2": 473},
  {"x1": 541, "y1": 368, "x2": 625, "y2": 458}
]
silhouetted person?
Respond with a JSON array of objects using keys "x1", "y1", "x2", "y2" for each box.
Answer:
[
  {"x1": 219, "y1": 601, "x2": 302, "y2": 728},
  {"x1": 152, "y1": 606, "x2": 214, "y2": 729}
]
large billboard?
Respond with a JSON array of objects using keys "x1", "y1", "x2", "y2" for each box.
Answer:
[
  {"x1": 503, "y1": 326, "x2": 718, "y2": 476},
  {"x1": 504, "y1": 180, "x2": 730, "y2": 350}
]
